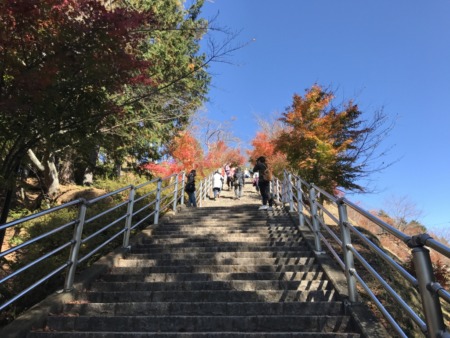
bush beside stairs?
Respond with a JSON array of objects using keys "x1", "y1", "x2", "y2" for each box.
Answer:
[{"x1": 7, "y1": 182, "x2": 387, "y2": 337}]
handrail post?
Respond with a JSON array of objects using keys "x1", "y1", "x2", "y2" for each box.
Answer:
[
  {"x1": 64, "y1": 199, "x2": 87, "y2": 291},
  {"x1": 282, "y1": 170, "x2": 287, "y2": 203},
  {"x1": 269, "y1": 178, "x2": 273, "y2": 201},
  {"x1": 173, "y1": 175, "x2": 179, "y2": 213},
  {"x1": 276, "y1": 178, "x2": 280, "y2": 202},
  {"x1": 296, "y1": 179, "x2": 305, "y2": 228},
  {"x1": 180, "y1": 172, "x2": 186, "y2": 205},
  {"x1": 154, "y1": 178, "x2": 162, "y2": 225},
  {"x1": 288, "y1": 173, "x2": 294, "y2": 212},
  {"x1": 408, "y1": 235, "x2": 446, "y2": 338},
  {"x1": 270, "y1": 176, "x2": 276, "y2": 202},
  {"x1": 122, "y1": 186, "x2": 135, "y2": 249},
  {"x1": 198, "y1": 180, "x2": 203, "y2": 207},
  {"x1": 337, "y1": 199, "x2": 358, "y2": 302},
  {"x1": 309, "y1": 186, "x2": 323, "y2": 253}
]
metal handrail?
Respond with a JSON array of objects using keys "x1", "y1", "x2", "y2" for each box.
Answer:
[
  {"x1": 0, "y1": 170, "x2": 211, "y2": 313},
  {"x1": 2, "y1": 169, "x2": 449, "y2": 337},
  {"x1": 281, "y1": 171, "x2": 450, "y2": 337}
]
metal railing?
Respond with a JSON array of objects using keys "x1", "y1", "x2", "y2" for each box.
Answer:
[
  {"x1": 0, "y1": 171, "x2": 212, "y2": 312},
  {"x1": 277, "y1": 170, "x2": 450, "y2": 338},
  {"x1": 3, "y1": 167, "x2": 449, "y2": 337}
]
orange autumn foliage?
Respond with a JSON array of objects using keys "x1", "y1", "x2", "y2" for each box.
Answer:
[{"x1": 247, "y1": 132, "x2": 288, "y2": 178}]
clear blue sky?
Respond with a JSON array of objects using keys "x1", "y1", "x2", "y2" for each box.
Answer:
[{"x1": 198, "y1": 0, "x2": 450, "y2": 233}]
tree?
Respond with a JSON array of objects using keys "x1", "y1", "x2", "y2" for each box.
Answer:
[
  {"x1": 0, "y1": 0, "x2": 156, "y2": 249},
  {"x1": 0, "y1": 0, "x2": 247, "y2": 246},
  {"x1": 275, "y1": 84, "x2": 393, "y2": 194},
  {"x1": 0, "y1": 0, "x2": 215, "y2": 197},
  {"x1": 108, "y1": 0, "x2": 211, "y2": 166},
  {"x1": 382, "y1": 195, "x2": 424, "y2": 233},
  {"x1": 139, "y1": 130, "x2": 203, "y2": 177},
  {"x1": 0, "y1": 0, "x2": 154, "y2": 182},
  {"x1": 247, "y1": 115, "x2": 288, "y2": 177}
]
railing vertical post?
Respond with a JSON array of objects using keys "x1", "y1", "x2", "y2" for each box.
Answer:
[
  {"x1": 288, "y1": 173, "x2": 294, "y2": 212},
  {"x1": 275, "y1": 178, "x2": 280, "y2": 202},
  {"x1": 173, "y1": 175, "x2": 179, "y2": 213},
  {"x1": 271, "y1": 178, "x2": 275, "y2": 201},
  {"x1": 154, "y1": 178, "x2": 162, "y2": 225},
  {"x1": 409, "y1": 236, "x2": 446, "y2": 338},
  {"x1": 122, "y1": 186, "x2": 135, "y2": 249},
  {"x1": 198, "y1": 180, "x2": 203, "y2": 207},
  {"x1": 269, "y1": 178, "x2": 273, "y2": 201},
  {"x1": 180, "y1": 172, "x2": 186, "y2": 206},
  {"x1": 308, "y1": 186, "x2": 323, "y2": 253},
  {"x1": 337, "y1": 199, "x2": 358, "y2": 302},
  {"x1": 282, "y1": 171, "x2": 287, "y2": 203},
  {"x1": 64, "y1": 199, "x2": 87, "y2": 291},
  {"x1": 206, "y1": 175, "x2": 211, "y2": 200},
  {"x1": 296, "y1": 179, "x2": 305, "y2": 228}
]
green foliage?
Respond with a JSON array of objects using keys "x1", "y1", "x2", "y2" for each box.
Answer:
[
  {"x1": 95, "y1": 174, "x2": 148, "y2": 192},
  {"x1": 106, "y1": 0, "x2": 211, "y2": 163},
  {"x1": 7, "y1": 208, "x2": 32, "y2": 221}
]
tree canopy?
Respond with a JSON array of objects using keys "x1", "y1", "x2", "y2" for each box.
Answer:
[
  {"x1": 250, "y1": 84, "x2": 393, "y2": 194},
  {"x1": 0, "y1": 0, "x2": 213, "y2": 194}
]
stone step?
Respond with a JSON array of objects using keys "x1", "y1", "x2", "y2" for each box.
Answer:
[
  {"x1": 139, "y1": 238, "x2": 307, "y2": 245},
  {"x1": 108, "y1": 263, "x2": 319, "y2": 274},
  {"x1": 28, "y1": 332, "x2": 360, "y2": 337},
  {"x1": 130, "y1": 245, "x2": 312, "y2": 254},
  {"x1": 61, "y1": 301, "x2": 344, "y2": 317},
  {"x1": 18, "y1": 199, "x2": 366, "y2": 338},
  {"x1": 148, "y1": 231, "x2": 301, "y2": 238},
  {"x1": 150, "y1": 227, "x2": 302, "y2": 235},
  {"x1": 28, "y1": 331, "x2": 361, "y2": 338},
  {"x1": 77, "y1": 289, "x2": 338, "y2": 303},
  {"x1": 124, "y1": 250, "x2": 314, "y2": 260},
  {"x1": 115, "y1": 256, "x2": 316, "y2": 267},
  {"x1": 158, "y1": 218, "x2": 293, "y2": 225},
  {"x1": 100, "y1": 271, "x2": 326, "y2": 283},
  {"x1": 159, "y1": 219, "x2": 294, "y2": 227},
  {"x1": 160, "y1": 213, "x2": 278, "y2": 220},
  {"x1": 162, "y1": 214, "x2": 274, "y2": 221},
  {"x1": 142, "y1": 237, "x2": 306, "y2": 245},
  {"x1": 89, "y1": 279, "x2": 333, "y2": 292},
  {"x1": 42, "y1": 315, "x2": 353, "y2": 333}
]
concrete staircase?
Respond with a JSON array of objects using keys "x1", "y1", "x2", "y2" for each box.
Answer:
[{"x1": 26, "y1": 198, "x2": 365, "y2": 337}]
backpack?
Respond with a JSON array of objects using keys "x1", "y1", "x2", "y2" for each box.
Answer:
[
  {"x1": 233, "y1": 171, "x2": 243, "y2": 186},
  {"x1": 261, "y1": 166, "x2": 272, "y2": 182},
  {"x1": 185, "y1": 174, "x2": 195, "y2": 192},
  {"x1": 185, "y1": 181, "x2": 195, "y2": 192}
]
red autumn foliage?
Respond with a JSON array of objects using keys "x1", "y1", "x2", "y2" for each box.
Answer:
[
  {"x1": 247, "y1": 132, "x2": 288, "y2": 177},
  {"x1": 141, "y1": 133, "x2": 246, "y2": 178},
  {"x1": 140, "y1": 131, "x2": 203, "y2": 177}
]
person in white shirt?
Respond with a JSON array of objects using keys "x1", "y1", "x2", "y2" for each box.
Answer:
[{"x1": 212, "y1": 170, "x2": 224, "y2": 200}]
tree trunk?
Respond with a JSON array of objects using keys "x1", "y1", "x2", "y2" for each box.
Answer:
[
  {"x1": 27, "y1": 149, "x2": 60, "y2": 200},
  {"x1": 0, "y1": 188, "x2": 14, "y2": 251},
  {"x1": 82, "y1": 148, "x2": 98, "y2": 186},
  {"x1": 58, "y1": 157, "x2": 74, "y2": 184},
  {"x1": 45, "y1": 157, "x2": 60, "y2": 199}
]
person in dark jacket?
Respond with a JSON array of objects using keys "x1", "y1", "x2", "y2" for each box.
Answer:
[
  {"x1": 185, "y1": 169, "x2": 197, "y2": 207},
  {"x1": 252, "y1": 156, "x2": 273, "y2": 210}
]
